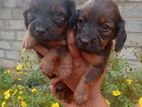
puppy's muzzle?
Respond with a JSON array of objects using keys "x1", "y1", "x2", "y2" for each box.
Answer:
[
  {"x1": 78, "y1": 36, "x2": 95, "y2": 47},
  {"x1": 34, "y1": 20, "x2": 48, "y2": 35},
  {"x1": 35, "y1": 25, "x2": 46, "y2": 34}
]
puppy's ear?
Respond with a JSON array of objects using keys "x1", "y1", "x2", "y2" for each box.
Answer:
[
  {"x1": 115, "y1": 20, "x2": 127, "y2": 52},
  {"x1": 23, "y1": 8, "x2": 29, "y2": 29},
  {"x1": 23, "y1": 0, "x2": 32, "y2": 29}
]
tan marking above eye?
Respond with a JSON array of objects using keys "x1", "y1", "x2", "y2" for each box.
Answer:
[
  {"x1": 99, "y1": 16, "x2": 115, "y2": 29},
  {"x1": 51, "y1": 5, "x2": 66, "y2": 15},
  {"x1": 100, "y1": 16, "x2": 108, "y2": 23}
]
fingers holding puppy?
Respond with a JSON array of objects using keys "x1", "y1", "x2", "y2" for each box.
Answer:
[{"x1": 23, "y1": 31, "x2": 37, "y2": 48}]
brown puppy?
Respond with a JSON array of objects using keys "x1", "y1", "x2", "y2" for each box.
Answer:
[
  {"x1": 35, "y1": 0, "x2": 127, "y2": 105},
  {"x1": 23, "y1": 0, "x2": 77, "y2": 102},
  {"x1": 23, "y1": 0, "x2": 76, "y2": 79},
  {"x1": 23, "y1": 0, "x2": 76, "y2": 48},
  {"x1": 68, "y1": 0, "x2": 127, "y2": 105}
]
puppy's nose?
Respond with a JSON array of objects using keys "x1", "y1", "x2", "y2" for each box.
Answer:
[
  {"x1": 79, "y1": 38, "x2": 90, "y2": 46},
  {"x1": 35, "y1": 26, "x2": 46, "y2": 33}
]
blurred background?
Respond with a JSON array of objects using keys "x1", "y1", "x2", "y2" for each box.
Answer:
[
  {"x1": 0, "y1": 1, "x2": 142, "y2": 107},
  {"x1": 0, "y1": 0, "x2": 142, "y2": 68}
]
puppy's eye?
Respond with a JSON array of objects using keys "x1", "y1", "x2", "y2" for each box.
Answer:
[
  {"x1": 54, "y1": 12, "x2": 65, "y2": 20},
  {"x1": 29, "y1": 10, "x2": 37, "y2": 16},
  {"x1": 101, "y1": 24, "x2": 110, "y2": 32},
  {"x1": 77, "y1": 18, "x2": 85, "y2": 30},
  {"x1": 28, "y1": 11, "x2": 37, "y2": 20},
  {"x1": 53, "y1": 12, "x2": 66, "y2": 26},
  {"x1": 78, "y1": 18, "x2": 85, "y2": 26}
]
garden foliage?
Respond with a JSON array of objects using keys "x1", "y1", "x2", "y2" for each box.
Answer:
[{"x1": 0, "y1": 48, "x2": 142, "y2": 107}]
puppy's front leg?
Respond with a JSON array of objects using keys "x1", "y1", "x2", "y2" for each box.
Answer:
[
  {"x1": 40, "y1": 49, "x2": 59, "y2": 77},
  {"x1": 85, "y1": 64, "x2": 106, "y2": 84},
  {"x1": 58, "y1": 53, "x2": 73, "y2": 79},
  {"x1": 74, "y1": 64, "x2": 106, "y2": 105},
  {"x1": 74, "y1": 75, "x2": 90, "y2": 105}
]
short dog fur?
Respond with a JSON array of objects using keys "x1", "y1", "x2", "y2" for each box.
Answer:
[
  {"x1": 23, "y1": 0, "x2": 76, "y2": 79},
  {"x1": 71, "y1": 0, "x2": 127, "y2": 105},
  {"x1": 23, "y1": 0, "x2": 127, "y2": 105}
]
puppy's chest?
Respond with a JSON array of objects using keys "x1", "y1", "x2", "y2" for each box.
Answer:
[{"x1": 81, "y1": 52, "x2": 105, "y2": 66}]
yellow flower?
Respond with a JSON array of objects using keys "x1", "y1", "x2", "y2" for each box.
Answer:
[
  {"x1": 19, "y1": 91, "x2": 23, "y2": 94},
  {"x1": 112, "y1": 90, "x2": 121, "y2": 96},
  {"x1": 106, "y1": 99, "x2": 110, "y2": 106},
  {"x1": 45, "y1": 93, "x2": 48, "y2": 96},
  {"x1": 4, "y1": 89, "x2": 11, "y2": 100},
  {"x1": 17, "y1": 71, "x2": 23, "y2": 75},
  {"x1": 17, "y1": 78, "x2": 22, "y2": 81},
  {"x1": 16, "y1": 64, "x2": 22, "y2": 71},
  {"x1": 21, "y1": 101, "x2": 27, "y2": 107},
  {"x1": 18, "y1": 96, "x2": 24, "y2": 101},
  {"x1": 4, "y1": 70, "x2": 11, "y2": 74},
  {"x1": 18, "y1": 85, "x2": 24, "y2": 89},
  {"x1": 139, "y1": 97, "x2": 142, "y2": 107},
  {"x1": 13, "y1": 89, "x2": 17, "y2": 95},
  {"x1": 31, "y1": 88, "x2": 38, "y2": 93},
  {"x1": 2, "y1": 101, "x2": 6, "y2": 107},
  {"x1": 126, "y1": 79, "x2": 132, "y2": 85},
  {"x1": 52, "y1": 102, "x2": 60, "y2": 107}
]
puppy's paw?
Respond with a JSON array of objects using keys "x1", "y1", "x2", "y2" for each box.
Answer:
[
  {"x1": 40, "y1": 56, "x2": 54, "y2": 76},
  {"x1": 23, "y1": 32, "x2": 36, "y2": 48},
  {"x1": 74, "y1": 89, "x2": 88, "y2": 105},
  {"x1": 40, "y1": 50, "x2": 59, "y2": 76},
  {"x1": 74, "y1": 81, "x2": 89, "y2": 105}
]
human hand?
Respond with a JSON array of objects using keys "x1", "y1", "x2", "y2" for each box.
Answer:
[
  {"x1": 54, "y1": 28, "x2": 108, "y2": 107},
  {"x1": 23, "y1": 31, "x2": 37, "y2": 48},
  {"x1": 30, "y1": 29, "x2": 108, "y2": 107}
]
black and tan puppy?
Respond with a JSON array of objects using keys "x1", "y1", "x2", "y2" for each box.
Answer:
[
  {"x1": 23, "y1": 0, "x2": 76, "y2": 46},
  {"x1": 69, "y1": 0, "x2": 127, "y2": 105},
  {"x1": 23, "y1": 0, "x2": 77, "y2": 102},
  {"x1": 23, "y1": 0, "x2": 76, "y2": 79}
]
